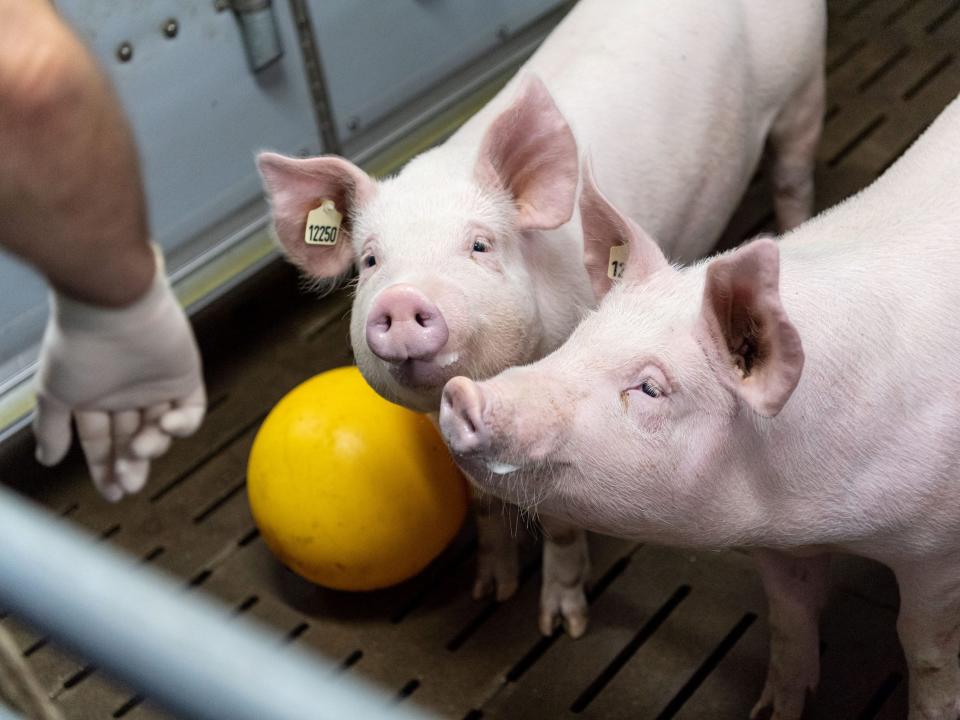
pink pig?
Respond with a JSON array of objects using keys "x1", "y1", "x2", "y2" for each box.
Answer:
[
  {"x1": 440, "y1": 98, "x2": 960, "y2": 719},
  {"x1": 257, "y1": 0, "x2": 825, "y2": 638}
]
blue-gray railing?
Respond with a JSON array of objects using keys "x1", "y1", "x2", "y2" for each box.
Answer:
[{"x1": 0, "y1": 486, "x2": 435, "y2": 720}]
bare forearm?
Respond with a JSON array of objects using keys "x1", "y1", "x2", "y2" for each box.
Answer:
[{"x1": 0, "y1": 0, "x2": 154, "y2": 306}]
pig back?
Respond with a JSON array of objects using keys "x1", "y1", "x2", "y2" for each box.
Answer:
[
  {"x1": 453, "y1": 0, "x2": 827, "y2": 264},
  {"x1": 756, "y1": 98, "x2": 960, "y2": 546}
]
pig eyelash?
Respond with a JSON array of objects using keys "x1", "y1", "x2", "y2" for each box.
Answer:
[
  {"x1": 358, "y1": 238, "x2": 379, "y2": 274},
  {"x1": 471, "y1": 237, "x2": 492, "y2": 253},
  {"x1": 621, "y1": 380, "x2": 664, "y2": 408},
  {"x1": 640, "y1": 380, "x2": 662, "y2": 398}
]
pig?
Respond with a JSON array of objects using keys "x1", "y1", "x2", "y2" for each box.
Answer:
[
  {"x1": 439, "y1": 97, "x2": 960, "y2": 719},
  {"x1": 256, "y1": 0, "x2": 826, "y2": 639}
]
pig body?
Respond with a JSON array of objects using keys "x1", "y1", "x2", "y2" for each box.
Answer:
[
  {"x1": 258, "y1": 0, "x2": 826, "y2": 639},
  {"x1": 447, "y1": 0, "x2": 825, "y2": 264},
  {"x1": 440, "y1": 98, "x2": 960, "y2": 719}
]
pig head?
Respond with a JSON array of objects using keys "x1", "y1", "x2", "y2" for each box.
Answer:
[
  {"x1": 440, "y1": 165, "x2": 805, "y2": 545},
  {"x1": 257, "y1": 76, "x2": 593, "y2": 412}
]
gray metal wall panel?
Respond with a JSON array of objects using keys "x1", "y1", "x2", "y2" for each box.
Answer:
[
  {"x1": 53, "y1": 0, "x2": 322, "y2": 256},
  {"x1": 0, "y1": 258, "x2": 47, "y2": 385},
  {"x1": 311, "y1": 0, "x2": 565, "y2": 142}
]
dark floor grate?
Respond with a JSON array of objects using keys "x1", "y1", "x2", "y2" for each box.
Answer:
[
  {"x1": 570, "y1": 586, "x2": 691, "y2": 713},
  {"x1": 654, "y1": 613, "x2": 758, "y2": 719},
  {"x1": 283, "y1": 622, "x2": 310, "y2": 645},
  {"x1": 827, "y1": 114, "x2": 887, "y2": 167},
  {"x1": 858, "y1": 45, "x2": 910, "y2": 91},
  {"x1": 856, "y1": 672, "x2": 903, "y2": 720},
  {"x1": 339, "y1": 649, "x2": 363, "y2": 672},
  {"x1": 113, "y1": 694, "x2": 145, "y2": 718},
  {"x1": 506, "y1": 552, "x2": 633, "y2": 683},
  {"x1": 925, "y1": 0, "x2": 960, "y2": 34},
  {"x1": 903, "y1": 53, "x2": 954, "y2": 100},
  {"x1": 397, "y1": 679, "x2": 421, "y2": 701}
]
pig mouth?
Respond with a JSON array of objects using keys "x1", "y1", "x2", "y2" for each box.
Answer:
[
  {"x1": 388, "y1": 352, "x2": 461, "y2": 389},
  {"x1": 457, "y1": 456, "x2": 522, "y2": 494},
  {"x1": 484, "y1": 459, "x2": 521, "y2": 475},
  {"x1": 455, "y1": 454, "x2": 523, "y2": 478},
  {"x1": 458, "y1": 455, "x2": 567, "y2": 512}
]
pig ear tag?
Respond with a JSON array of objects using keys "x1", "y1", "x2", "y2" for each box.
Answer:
[
  {"x1": 304, "y1": 200, "x2": 342, "y2": 246},
  {"x1": 608, "y1": 244, "x2": 628, "y2": 280}
]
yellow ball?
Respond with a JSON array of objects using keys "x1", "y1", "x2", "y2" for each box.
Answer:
[{"x1": 247, "y1": 366, "x2": 468, "y2": 591}]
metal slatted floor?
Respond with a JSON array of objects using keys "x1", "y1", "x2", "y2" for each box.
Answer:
[{"x1": 2, "y1": 0, "x2": 959, "y2": 717}]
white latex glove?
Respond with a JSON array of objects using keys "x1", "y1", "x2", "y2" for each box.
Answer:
[{"x1": 32, "y1": 246, "x2": 206, "y2": 501}]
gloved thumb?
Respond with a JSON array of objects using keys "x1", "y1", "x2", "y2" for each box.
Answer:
[{"x1": 33, "y1": 395, "x2": 73, "y2": 466}]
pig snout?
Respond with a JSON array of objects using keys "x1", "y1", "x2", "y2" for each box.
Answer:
[
  {"x1": 440, "y1": 376, "x2": 491, "y2": 456},
  {"x1": 365, "y1": 284, "x2": 449, "y2": 363}
]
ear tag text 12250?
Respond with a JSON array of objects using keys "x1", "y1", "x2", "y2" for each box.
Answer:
[{"x1": 304, "y1": 200, "x2": 342, "y2": 246}]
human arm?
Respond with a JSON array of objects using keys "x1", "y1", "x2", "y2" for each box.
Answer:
[{"x1": 0, "y1": 0, "x2": 206, "y2": 500}]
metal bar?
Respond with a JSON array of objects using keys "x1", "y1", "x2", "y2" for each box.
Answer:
[
  {"x1": 287, "y1": 0, "x2": 341, "y2": 153},
  {"x1": 0, "y1": 486, "x2": 435, "y2": 720}
]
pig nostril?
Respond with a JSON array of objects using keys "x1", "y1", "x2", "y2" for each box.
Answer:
[
  {"x1": 460, "y1": 407, "x2": 476, "y2": 436},
  {"x1": 415, "y1": 312, "x2": 429, "y2": 327}
]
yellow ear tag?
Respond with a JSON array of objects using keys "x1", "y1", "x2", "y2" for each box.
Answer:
[
  {"x1": 304, "y1": 200, "x2": 342, "y2": 246},
  {"x1": 608, "y1": 244, "x2": 628, "y2": 280}
]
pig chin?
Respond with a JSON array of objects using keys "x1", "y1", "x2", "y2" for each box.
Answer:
[
  {"x1": 456, "y1": 456, "x2": 561, "y2": 510},
  {"x1": 357, "y1": 354, "x2": 462, "y2": 413},
  {"x1": 387, "y1": 352, "x2": 462, "y2": 391}
]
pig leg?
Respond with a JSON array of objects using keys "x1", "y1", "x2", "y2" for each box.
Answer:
[
  {"x1": 767, "y1": 66, "x2": 825, "y2": 232},
  {"x1": 472, "y1": 488, "x2": 520, "y2": 601},
  {"x1": 539, "y1": 514, "x2": 590, "y2": 639},
  {"x1": 893, "y1": 562, "x2": 960, "y2": 720},
  {"x1": 750, "y1": 550, "x2": 830, "y2": 720}
]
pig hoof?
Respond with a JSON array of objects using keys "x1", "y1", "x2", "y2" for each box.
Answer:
[
  {"x1": 749, "y1": 685, "x2": 775, "y2": 720},
  {"x1": 538, "y1": 590, "x2": 589, "y2": 638},
  {"x1": 472, "y1": 574, "x2": 519, "y2": 602},
  {"x1": 471, "y1": 578, "x2": 490, "y2": 600},
  {"x1": 564, "y1": 609, "x2": 589, "y2": 639},
  {"x1": 563, "y1": 611, "x2": 589, "y2": 640},
  {"x1": 494, "y1": 577, "x2": 519, "y2": 602},
  {"x1": 538, "y1": 605, "x2": 589, "y2": 638},
  {"x1": 472, "y1": 545, "x2": 520, "y2": 601},
  {"x1": 749, "y1": 687, "x2": 806, "y2": 720},
  {"x1": 749, "y1": 703, "x2": 774, "y2": 720}
]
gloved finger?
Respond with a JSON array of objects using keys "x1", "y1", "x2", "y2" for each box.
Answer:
[
  {"x1": 32, "y1": 394, "x2": 73, "y2": 466},
  {"x1": 76, "y1": 411, "x2": 121, "y2": 502},
  {"x1": 111, "y1": 410, "x2": 142, "y2": 491},
  {"x1": 160, "y1": 385, "x2": 207, "y2": 437},
  {"x1": 112, "y1": 409, "x2": 141, "y2": 455},
  {"x1": 130, "y1": 425, "x2": 172, "y2": 459},
  {"x1": 114, "y1": 457, "x2": 150, "y2": 494},
  {"x1": 144, "y1": 402, "x2": 172, "y2": 424},
  {"x1": 130, "y1": 403, "x2": 173, "y2": 459}
]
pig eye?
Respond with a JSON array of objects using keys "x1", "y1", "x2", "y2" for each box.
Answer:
[
  {"x1": 362, "y1": 254, "x2": 377, "y2": 268},
  {"x1": 640, "y1": 380, "x2": 662, "y2": 398},
  {"x1": 472, "y1": 238, "x2": 490, "y2": 253}
]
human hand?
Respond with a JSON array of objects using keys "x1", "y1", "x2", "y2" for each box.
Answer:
[{"x1": 32, "y1": 246, "x2": 206, "y2": 501}]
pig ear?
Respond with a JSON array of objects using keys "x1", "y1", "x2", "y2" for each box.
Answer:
[
  {"x1": 580, "y1": 160, "x2": 668, "y2": 301},
  {"x1": 700, "y1": 238, "x2": 804, "y2": 417},
  {"x1": 475, "y1": 75, "x2": 578, "y2": 231},
  {"x1": 256, "y1": 152, "x2": 376, "y2": 278}
]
